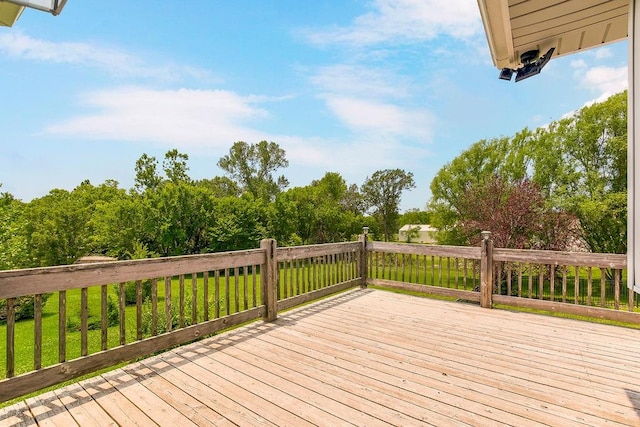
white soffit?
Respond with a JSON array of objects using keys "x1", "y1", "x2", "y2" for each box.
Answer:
[{"x1": 478, "y1": 0, "x2": 629, "y2": 69}]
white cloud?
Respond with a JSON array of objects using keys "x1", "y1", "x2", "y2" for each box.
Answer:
[
  {"x1": 303, "y1": 0, "x2": 481, "y2": 46},
  {"x1": 278, "y1": 134, "x2": 431, "y2": 185},
  {"x1": 323, "y1": 96, "x2": 433, "y2": 141},
  {"x1": 309, "y1": 64, "x2": 411, "y2": 98},
  {"x1": 0, "y1": 32, "x2": 212, "y2": 82},
  {"x1": 579, "y1": 65, "x2": 627, "y2": 103},
  {"x1": 594, "y1": 47, "x2": 614, "y2": 60},
  {"x1": 570, "y1": 59, "x2": 587, "y2": 70},
  {"x1": 44, "y1": 87, "x2": 268, "y2": 147}
]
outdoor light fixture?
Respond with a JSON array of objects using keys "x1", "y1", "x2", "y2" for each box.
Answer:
[
  {"x1": 498, "y1": 47, "x2": 555, "y2": 83},
  {"x1": 499, "y1": 67, "x2": 514, "y2": 81},
  {"x1": 0, "y1": 0, "x2": 66, "y2": 27}
]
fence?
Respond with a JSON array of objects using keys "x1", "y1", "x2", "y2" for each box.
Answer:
[
  {"x1": 0, "y1": 239, "x2": 361, "y2": 402},
  {"x1": 366, "y1": 232, "x2": 637, "y2": 324},
  {"x1": 0, "y1": 232, "x2": 638, "y2": 402}
]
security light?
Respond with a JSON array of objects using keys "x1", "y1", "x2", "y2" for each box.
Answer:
[
  {"x1": 498, "y1": 47, "x2": 555, "y2": 83},
  {"x1": 499, "y1": 68, "x2": 514, "y2": 81},
  {"x1": 514, "y1": 47, "x2": 555, "y2": 82}
]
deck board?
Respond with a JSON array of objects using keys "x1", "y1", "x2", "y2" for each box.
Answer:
[{"x1": 2, "y1": 288, "x2": 640, "y2": 426}]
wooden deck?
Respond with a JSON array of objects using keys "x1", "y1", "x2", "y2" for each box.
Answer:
[{"x1": 2, "y1": 288, "x2": 640, "y2": 426}]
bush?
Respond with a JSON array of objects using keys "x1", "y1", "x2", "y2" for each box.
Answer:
[
  {"x1": 114, "y1": 279, "x2": 152, "y2": 305},
  {"x1": 66, "y1": 295, "x2": 119, "y2": 332},
  {"x1": 0, "y1": 294, "x2": 52, "y2": 322}
]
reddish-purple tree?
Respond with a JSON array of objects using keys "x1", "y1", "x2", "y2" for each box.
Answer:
[{"x1": 458, "y1": 176, "x2": 578, "y2": 250}]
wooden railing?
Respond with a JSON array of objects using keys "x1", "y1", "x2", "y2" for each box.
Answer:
[
  {"x1": 366, "y1": 234, "x2": 639, "y2": 324},
  {"x1": 0, "y1": 239, "x2": 362, "y2": 402},
  {"x1": 0, "y1": 232, "x2": 638, "y2": 402}
]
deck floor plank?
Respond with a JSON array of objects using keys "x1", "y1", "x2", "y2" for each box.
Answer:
[
  {"x1": 2, "y1": 288, "x2": 640, "y2": 426},
  {"x1": 52, "y1": 382, "x2": 117, "y2": 427},
  {"x1": 0, "y1": 401, "x2": 36, "y2": 426},
  {"x1": 78, "y1": 375, "x2": 157, "y2": 426},
  {"x1": 311, "y1": 301, "x2": 640, "y2": 405}
]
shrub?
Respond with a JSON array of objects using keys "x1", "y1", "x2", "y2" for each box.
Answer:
[
  {"x1": 66, "y1": 295, "x2": 119, "y2": 332},
  {"x1": 114, "y1": 279, "x2": 153, "y2": 305},
  {"x1": 0, "y1": 294, "x2": 52, "y2": 322}
]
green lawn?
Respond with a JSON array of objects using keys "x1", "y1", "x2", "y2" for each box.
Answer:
[{"x1": 0, "y1": 259, "x2": 357, "y2": 380}]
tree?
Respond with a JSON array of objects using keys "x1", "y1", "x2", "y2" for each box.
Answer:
[
  {"x1": 142, "y1": 182, "x2": 215, "y2": 256},
  {"x1": 134, "y1": 153, "x2": 162, "y2": 192},
  {"x1": 163, "y1": 149, "x2": 191, "y2": 184},
  {"x1": 541, "y1": 92, "x2": 627, "y2": 253},
  {"x1": 270, "y1": 173, "x2": 364, "y2": 245},
  {"x1": 0, "y1": 188, "x2": 28, "y2": 270},
  {"x1": 428, "y1": 91, "x2": 627, "y2": 253},
  {"x1": 457, "y1": 175, "x2": 578, "y2": 250},
  {"x1": 195, "y1": 176, "x2": 241, "y2": 198},
  {"x1": 217, "y1": 141, "x2": 289, "y2": 202},
  {"x1": 361, "y1": 169, "x2": 415, "y2": 241},
  {"x1": 209, "y1": 195, "x2": 268, "y2": 252}
]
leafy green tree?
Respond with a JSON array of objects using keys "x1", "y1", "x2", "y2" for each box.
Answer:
[
  {"x1": 23, "y1": 189, "x2": 91, "y2": 266},
  {"x1": 541, "y1": 92, "x2": 627, "y2": 253},
  {"x1": 217, "y1": 140, "x2": 289, "y2": 202},
  {"x1": 21, "y1": 180, "x2": 125, "y2": 266},
  {"x1": 91, "y1": 192, "x2": 147, "y2": 259},
  {"x1": 209, "y1": 195, "x2": 268, "y2": 252},
  {"x1": 271, "y1": 173, "x2": 363, "y2": 245},
  {"x1": 195, "y1": 176, "x2": 241, "y2": 198},
  {"x1": 134, "y1": 153, "x2": 162, "y2": 193},
  {"x1": 429, "y1": 91, "x2": 627, "y2": 253},
  {"x1": 361, "y1": 169, "x2": 415, "y2": 241},
  {"x1": 0, "y1": 188, "x2": 28, "y2": 270},
  {"x1": 163, "y1": 149, "x2": 191, "y2": 184},
  {"x1": 143, "y1": 182, "x2": 215, "y2": 256}
]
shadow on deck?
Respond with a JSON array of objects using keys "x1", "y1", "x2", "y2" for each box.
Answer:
[{"x1": 2, "y1": 288, "x2": 640, "y2": 426}]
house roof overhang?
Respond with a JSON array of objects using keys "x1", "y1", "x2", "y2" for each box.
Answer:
[
  {"x1": 477, "y1": 0, "x2": 629, "y2": 70},
  {"x1": 0, "y1": 2, "x2": 24, "y2": 27}
]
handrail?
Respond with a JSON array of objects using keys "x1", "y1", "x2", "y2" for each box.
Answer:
[
  {"x1": 365, "y1": 237, "x2": 638, "y2": 324},
  {"x1": 0, "y1": 239, "x2": 363, "y2": 402}
]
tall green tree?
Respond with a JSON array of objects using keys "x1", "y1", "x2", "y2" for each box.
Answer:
[
  {"x1": 134, "y1": 153, "x2": 162, "y2": 193},
  {"x1": 195, "y1": 176, "x2": 241, "y2": 198},
  {"x1": 163, "y1": 149, "x2": 191, "y2": 184},
  {"x1": 0, "y1": 187, "x2": 28, "y2": 270},
  {"x1": 217, "y1": 140, "x2": 289, "y2": 202},
  {"x1": 361, "y1": 169, "x2": 415, "y2": 241},
  {"x1": 209, "y1": 195, "x2": 268, "y2": 252},
  {"x1": 271, "y1": 172, "x2": 363, "y2": 245},
  {"x1": 142, "y1": 182, "x2": 215, "y2": 256}
]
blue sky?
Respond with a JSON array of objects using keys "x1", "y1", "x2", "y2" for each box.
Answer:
[{"x1": 0, "y1": 0, "x2": 628, "y2": 210}]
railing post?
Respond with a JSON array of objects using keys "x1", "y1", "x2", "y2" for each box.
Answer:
[
  {"x1": 260, "y1": 239, "x2": 278, "y2": 322},
  {"x1": 360, "y1": 227, "x2": 369, "y2": 288},
  {"x1": 480, "y1": 231, "x2": 494, "y2": 308}
]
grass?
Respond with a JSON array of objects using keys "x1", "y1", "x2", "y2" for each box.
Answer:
[
  {"x1": 0, "y1": 259, "x2": 356, "y2": 381},
  {"x1": 368, "y1": 253, "x2": 639, "y2": 311}
]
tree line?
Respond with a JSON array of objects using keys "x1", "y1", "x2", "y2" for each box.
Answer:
[
  {"x1": 0, "y1": 141, "x2": 416, "y2": 270},
  {"x1": 0, "y1": 90, "x2": 628, "y2": 270},
  {"x1": 429, "y1": 90, "x2": 626, "y2": 254}
]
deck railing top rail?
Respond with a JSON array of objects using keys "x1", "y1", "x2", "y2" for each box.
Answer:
[
  {"x1": 368, "y1": 241, "x2": 480, "y2": 259},
  {"x1": 0, "y1": 249, "x2": 266, "y2": 299},
  {"x1": 492, "y1": 247, "x2": 626, "y2": 269}
]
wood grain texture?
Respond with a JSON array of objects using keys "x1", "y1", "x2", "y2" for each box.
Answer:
[{"x1": 5, "y1": 288, "x2": 640, "y2": 426}]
